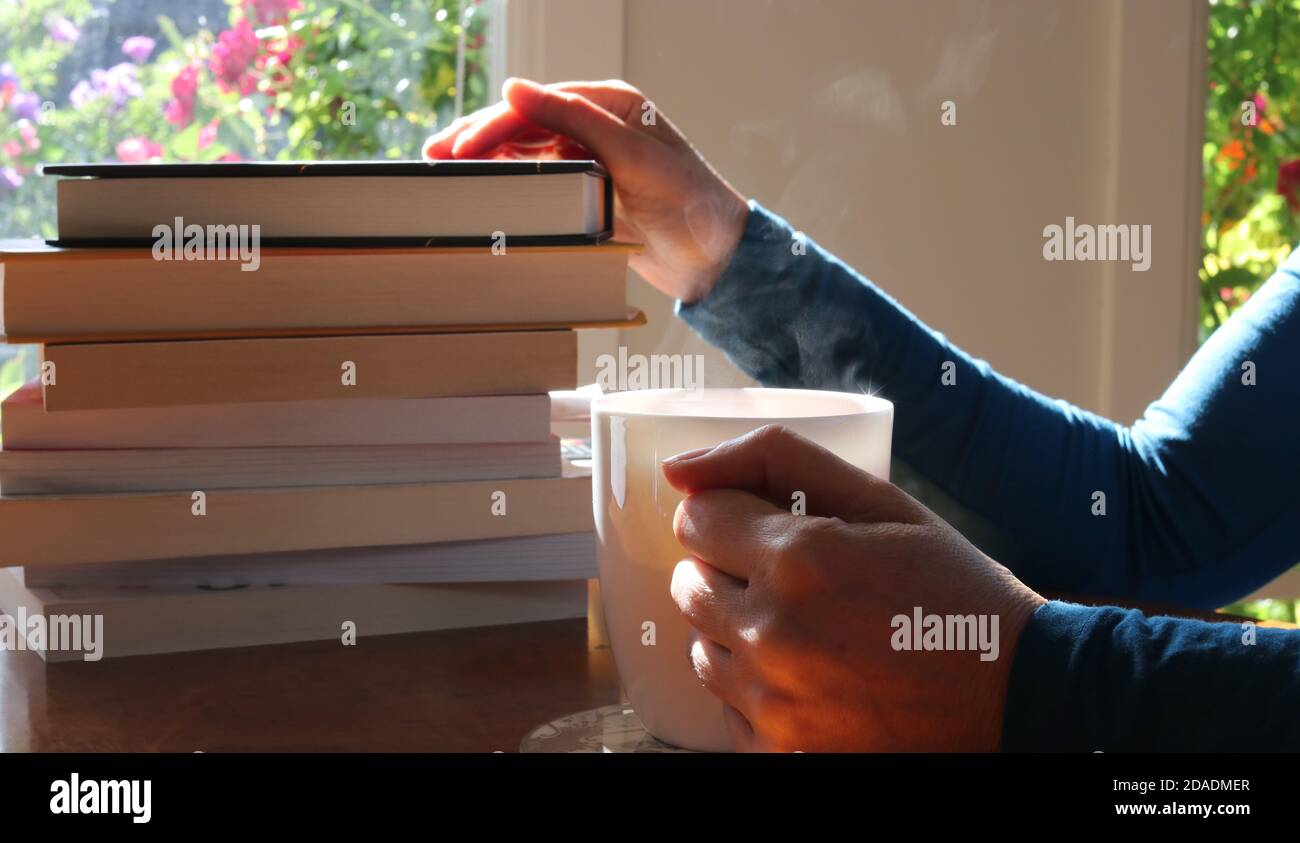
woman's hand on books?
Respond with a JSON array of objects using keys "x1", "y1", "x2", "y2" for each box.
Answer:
[
  {"x1": 423, "y1": 78, "x2": 749, "y2": 304},
  {"x1": 661, "y1": 424, "x2": 1046, "y2": 751}
]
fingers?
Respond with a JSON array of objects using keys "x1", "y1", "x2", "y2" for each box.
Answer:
[
  {"x1": 453, "y1": 80, "x2": 653, "y2": 158},
  {"x1": 662, "y1": 424, "x2": 925, "y2": 525},
  {"x1": 421, "y1": 122, "x2": 465, "y2": 160},
  {"x1": 542, "y1": 79, "x2": 650, "y2": 124},
  {"x1": 673, "y1": 488, "x2": 789, "y2": 580},
  {"x1": 450, "y1": 108, "x2": 537, "y2": 158},
  {"x1": 421, "y1": 106, "x2": 503, "y2": 159},
  {"x1": 722, "y1": 703, "x2": 757, "y2": 751},
  {"x1": 501, "y1": 77, "x2": 645, "y2": 168},
  {"x1": 688, "y1": 634, "x2": 741, "y2": 706},
  {"x1": 424, "y1": 78, "x2": 664, "y2": 162},
  {"x1": 670, "y1": 557, "x2": 748, "y2": 647}
]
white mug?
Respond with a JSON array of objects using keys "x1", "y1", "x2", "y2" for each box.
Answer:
[{"x1": 591, "y1": 387, "x2": 893, "y2": 751}]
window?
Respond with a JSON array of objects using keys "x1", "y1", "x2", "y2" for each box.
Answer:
[
  {"x1": 1204, "y1": 0, "x2": 1300, "y2": 621},
  {"x1": 1201, "y1": 0, "x2": 1300, "y2": 343},
  {"x1": 0, "y1": 0, "x2": 499, "y2": 393},
  {"x1": 0, "y1": 0, "x2": 498, "y2": 235}
]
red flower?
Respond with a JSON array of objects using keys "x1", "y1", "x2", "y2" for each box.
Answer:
[
  {"x1": 211, "y1": 19, "x2": 260, "y2": 94},
  {"x1": 164, "y1": 97, "x2": 193, "y2": 127},
  {"x1": 171, "y1": 64, "x2": 199, "y2": 100},
  {"x1": 255, "y1": 32, "x2": 301, "y2": 94},
  {"x1": 164, "y1": 64, "x2": 200, "y2": 127},
  {"x1": 1277, "y1": 159, "x2": 1300, "y2": 212}
]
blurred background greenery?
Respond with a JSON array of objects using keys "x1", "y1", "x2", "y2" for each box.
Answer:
[
  {"x1": 1203, "y1": 0, "x2": 1300, "y2": 619},
  {"x1": 1202, "y1": 0, "x2": 1300, "y2": 341},
  {"x1": 1221, "y1": 597, "x2": 1299, "y2": 624}
]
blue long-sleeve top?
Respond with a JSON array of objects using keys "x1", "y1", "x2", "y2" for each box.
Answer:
[{"x1": 676, "y1": 201, "x2": 1300, "y2": 751}]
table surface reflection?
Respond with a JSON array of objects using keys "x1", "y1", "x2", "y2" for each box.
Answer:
[{"x1": 0, "y1": 618, "x2": 620, "y2": 752}]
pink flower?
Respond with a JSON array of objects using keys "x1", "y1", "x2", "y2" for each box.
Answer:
[
  {"x1": 115, "y1": 136, "x2": 163, "y2": 163},
  {"x1": 164, "y1": 65, "x2": 200, "y2": 128},
  {"x1": 3, "y1": 141, "x2": 21, "y2": 159},
  {"x1": 164, "y1": 97, "x2": 194, "y2": 127},
  {"x1": 121, "y1": 36, "x2": 156, "y2": 64},
  {"x1": 1253, "y1": 92, "x2": 1268, "y2": 116},
  {"x1": 244, "y1": 0, "x2": 302, "y2": 24},
  {"x1": 46, "y1": 16, "x2": 80, "y2": 44},
  {"x1": 211, "y1": 19, "x2": 260, "y2": 94},
  {"x1": 18, "y1": 121, "x2": 39, "y2": 152},
  {"x1": 217, "y1": 153, "x2": 243, "y2": 162},
  {"x1": 171, "y1": 64, "x2": 199, "y2": 101},
  {"x1": 198, "y1": 119, "x2": 219, "y2": 149}
]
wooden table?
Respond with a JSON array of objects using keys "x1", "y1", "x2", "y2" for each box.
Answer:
[
  {"x1": 0, "y1": 618, "x2": 621, "y2": 752},
  {"x1": 1, "y1": 598, "x2": 1287, "y2": 753}
]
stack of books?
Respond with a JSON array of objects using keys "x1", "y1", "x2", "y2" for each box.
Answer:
[{"x1": 0, "y1": 160, "x2": 635, "y2": 661}]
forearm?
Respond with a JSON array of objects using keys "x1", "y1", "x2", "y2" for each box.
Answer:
[
  {"x1": 677, "y1": 202, "x2": 1138, "y2": 596},
  {"x1": 678, "y1": 202, "x2": 1300, "y2": 607},
  {"x1": 1003, "y1": 602, "x2": 1300, "y2": 751}
]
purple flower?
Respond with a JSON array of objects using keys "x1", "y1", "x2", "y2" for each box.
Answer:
[
  {"x1": 0, "y1": 167, "x2": 23, "y2": 192},
  {"x1": 0, "y1": 63, "x2": 18, "y2": 88},
  {"x1": 71, "y1": 63, "x2": 142, "y2": 112},
  {"x1": 46, "y1": 16, "x2": 80, "y2": 44},
  {"x1": 121, "y1": 36, "x2": 156, "y2": 63},
  {"x1": 97, "y1": 63, "x2": 142, "y2": 106},
  {"x1": 9, "y1": 91, "x2": 40, "y2": 121},
  {"x1": 69, "y1": 80, "x2": 95, "y2": 108}
]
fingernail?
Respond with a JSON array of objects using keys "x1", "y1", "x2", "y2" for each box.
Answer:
[
  {"x1": 451, "y1": 130, "x2": 471, "y2": 157},
  {"x1": 502, "y1": 77, "x2": 537, "y2": 97},
  {"x1": 662, "y1": 446, "x2": 715, "y2": 466},
  {"x1": 506, "y1": 77, "x2": 542, "y2": 95}
]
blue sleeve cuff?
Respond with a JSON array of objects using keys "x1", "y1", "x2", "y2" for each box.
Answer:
[
  {"x1": 1003, "y1": 600, "x2": 1300, "y2": 751},
  {"x1": 675, "y1": 199, "x2": 795, "y2": 321},
  {"x1": 673, "y1": 200, "x2": 868, "y2": 388}
]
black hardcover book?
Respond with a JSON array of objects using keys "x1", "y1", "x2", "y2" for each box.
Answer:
[{"x1": 42, "y1": 159, "x2": 613, "y2": 248}]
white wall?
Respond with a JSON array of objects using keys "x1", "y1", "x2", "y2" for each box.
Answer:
[{"x1": 608, "y1": 0, "x2": 1205, "y2": 422}]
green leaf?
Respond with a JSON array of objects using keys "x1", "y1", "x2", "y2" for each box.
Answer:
[
  {"x1": 155, "y1": 15, "x2": 188, "y2": 53},
  {"x1": 168, "y1": 123, "x2": 201, "y2": 161}
]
